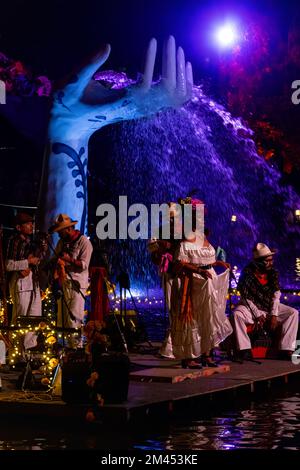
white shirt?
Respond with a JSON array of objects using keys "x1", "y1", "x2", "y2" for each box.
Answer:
[{"x1": 55, "y1": 234, "x2": 93, "y2": 289}]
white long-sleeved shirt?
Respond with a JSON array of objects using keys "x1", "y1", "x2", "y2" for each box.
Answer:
[{"x1": 55, "y1": 234, "x2": 93, "y2": 289}]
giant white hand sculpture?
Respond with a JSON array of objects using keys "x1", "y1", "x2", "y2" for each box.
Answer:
[{"x1": 44, "y1": 36, "x2": 193, "y2": 232}]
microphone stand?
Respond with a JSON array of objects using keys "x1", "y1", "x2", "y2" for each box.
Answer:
[{"x1": 104, "y1": 279, "x2": 128, "y2": 354}]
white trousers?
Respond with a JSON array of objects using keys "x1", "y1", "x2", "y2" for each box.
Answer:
[
  {"x1": 11, "y1": 289, "x2": 41, "y2": 324},
  {"x1": 159, "y1": 274, "x2": 175, "y2": 358},
  {"x1": 58, "y1": 281, "x2": 86, "y2": 329},
  {"x1": 234, "y1": 301, "x2": 299, "y2": 351},
  {"x1": 9, "y1": 287, "x2": 42, "y2": 355},
  {"x1": 9, "y1": 270, "x2": 42, "y2": 324}
]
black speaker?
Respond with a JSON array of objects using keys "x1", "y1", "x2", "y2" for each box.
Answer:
[
  {"x1": 94, "y1": 353, "x2": 130, "y2": 404},
  {"x1": 62, "y1": 362, "x2": 91, "y2": 404}
]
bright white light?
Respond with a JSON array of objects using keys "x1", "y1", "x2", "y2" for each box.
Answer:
[{"x1": 215, "y1": 23, "x2": 237, "y2": 48}]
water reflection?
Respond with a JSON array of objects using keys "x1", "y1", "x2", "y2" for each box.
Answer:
[
  {"x1": 0, "y1": 393, "x2": 300, "y2": 450},
  {"x1": 134, "y1": 393, "x2": 300, "y2": 451}
]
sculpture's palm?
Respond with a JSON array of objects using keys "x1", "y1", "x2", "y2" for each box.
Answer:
[
  {"x1": 45, "y1": 36, "x2": 193, "y2": 233},
  {"x1": 49, "y1": 36, "x2": 193, "y2": 140}
]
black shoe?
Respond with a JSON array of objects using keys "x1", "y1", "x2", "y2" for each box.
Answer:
[
  {"x1": 201, "y1": 355, "x2": 218, "y2": 367},
  {"x1": 239, "y1": 349, "x2": 262, "y2": 364},
  {"x1": 181, "y1": 359, "x2": 202, "y2": 369},
  {"x1": 239, "y1": 349, "x2": 253, "y2": 361},
  {"x1": 277, "y1": 350, "x2": 293, "y2": 361}
]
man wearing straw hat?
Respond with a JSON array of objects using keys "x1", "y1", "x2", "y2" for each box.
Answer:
[
  {"x1": 234, "y1": 243, "x2": 299, "y2": 359},
  {"x1": 50, "y1": 214, "x2": 93, "y2": 330},
  {"x1": 6, "y1": 212, "x2": 41, "y2": 323},
  {"x1": 5, "y1": 212, "x2": 42, "y2": 356}
]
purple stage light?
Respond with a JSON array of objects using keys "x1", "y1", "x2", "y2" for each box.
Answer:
[{"x1": 215, "y1": 23, "x2": 238, "y2": 48}]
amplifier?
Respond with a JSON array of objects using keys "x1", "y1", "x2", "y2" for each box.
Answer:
[
  {"x1": 62, "y1": 352, "x2": 130, "y2": 404},
  {"x1": 62, "y1": 362, "x2": 91, "y2": 404}
]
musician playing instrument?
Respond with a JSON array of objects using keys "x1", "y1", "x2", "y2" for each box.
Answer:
[
  {"x1": 6, "y1": 212, "x2": 41, "y2": 323},
  {"x1": 50, "y1": 214, "x2": 93, "y2": 329}
]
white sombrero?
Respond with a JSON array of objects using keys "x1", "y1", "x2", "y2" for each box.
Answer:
[{"x1": 253, "y1": 243, "x2": 277, "y2": 259}]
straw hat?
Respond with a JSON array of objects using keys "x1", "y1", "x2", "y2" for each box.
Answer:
[
  {"x1": 253, "y1": 243, "x2": 277, "y2": 259},
  {"x1": 49, "y1": 213, "x2": 77, "y2": 233}
]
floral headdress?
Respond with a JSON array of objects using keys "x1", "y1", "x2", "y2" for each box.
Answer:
[{"x1": 178, "y1": 196, "x2": 204, "y2": 209}]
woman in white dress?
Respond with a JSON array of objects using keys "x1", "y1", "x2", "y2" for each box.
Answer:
[{"x1": 168, "y1": 230, "x2": 233, "y2": 368}]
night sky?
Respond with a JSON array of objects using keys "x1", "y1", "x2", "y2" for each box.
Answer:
[{"x1": 0, "y1": 0, "x2": 298, "y2": 81}]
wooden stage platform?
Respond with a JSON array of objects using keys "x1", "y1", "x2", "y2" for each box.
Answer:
[{"x1": 1, "y1": 352, "x2": 300, "y2": 424}]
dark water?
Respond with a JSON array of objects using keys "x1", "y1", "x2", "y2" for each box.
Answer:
[
  {"x1": 1, "y1": 302, "x2": 300, "y2": 452},
  {"x1": 0, "y1": 391, "x2": 300, "y2": 450},
  {"x1": 134, "y1": 393, "x2": 300, "y2": 451}
]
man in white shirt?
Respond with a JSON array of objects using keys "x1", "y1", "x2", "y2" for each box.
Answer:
[
  {"x1": 6, "y1": 212, "x2": 41, "y2": 323},
  {"x1": 50, "y1": 214, "x2": 93, "y2": 329},
  {"x1": 234, "y1": 243, "x2": 299, "y2": 360}
]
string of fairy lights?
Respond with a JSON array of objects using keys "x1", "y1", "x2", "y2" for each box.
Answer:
[
  {"x1": 0, "y1": 305, "x2": 4, "y2": 323},
  {"x1": 0, "y1": 265, "x2": 300, "y2": 391},
  {"x1": 0, "y1": 288, "x2": 81, "y2": 388},
  {"x1": 7, "y1": 289, "x2": 58, "y2": 386}
]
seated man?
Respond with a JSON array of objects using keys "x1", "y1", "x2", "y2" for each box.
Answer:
[{"x1": 233, "y1": 243, "x2": 299, "y2": 359}]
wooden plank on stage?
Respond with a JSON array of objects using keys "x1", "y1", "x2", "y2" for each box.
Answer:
[
  {"x1": 130, "y1": 364, "x2": 230, "y2": 383},
  {"x1": 1, "y1": 357, "x2": 300, "y2": 424}
]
